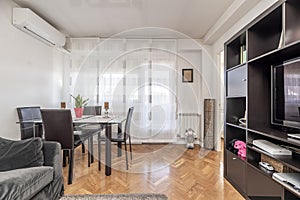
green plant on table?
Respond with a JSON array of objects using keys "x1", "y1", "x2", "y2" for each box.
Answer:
[{"x1": 71, "y1": 94, "x2": 89, "y2": 108}]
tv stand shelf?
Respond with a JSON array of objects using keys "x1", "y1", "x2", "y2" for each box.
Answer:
[
  {"x1": 247, "y1": 144, "x2": 300, "y2": 172},
  {"x1": 248, "y1": 127, "x2": 300, "y2": 147},
  {"x1": 226, "y1": 122, "x2": 247, "y2": 130},
  {"x1": 224, "y1": 1, "x2": 300, "y2": 199},
  {"x1": 247, "y1": 160, "x2": 274, "y2": 178}
]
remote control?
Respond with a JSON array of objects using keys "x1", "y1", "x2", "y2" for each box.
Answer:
[{"x1": 259, "y1": 162, "x2": 274, "y2": 171}]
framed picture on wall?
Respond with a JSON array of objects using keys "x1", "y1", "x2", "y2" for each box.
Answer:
[{"x1": 182, "y1": 69, "x2": 193, "y2": 83}]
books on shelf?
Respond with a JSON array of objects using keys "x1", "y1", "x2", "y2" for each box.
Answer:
[{"x1": 240, "y1": 45, "x2": 246, "y2": 64}]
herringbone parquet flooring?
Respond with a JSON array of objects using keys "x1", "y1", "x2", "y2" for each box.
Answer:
[{"x1": 63, "y1": 143, "x2": 244, "y2": 200}]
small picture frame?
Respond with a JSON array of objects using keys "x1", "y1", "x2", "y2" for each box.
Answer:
[{"x1": 182, "y1": 69, "x2": 193, "y2": 83}]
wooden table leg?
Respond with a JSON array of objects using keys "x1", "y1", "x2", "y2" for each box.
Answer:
[{"x1": 105, "y1": 124, "x2": 112, "y2": 176}]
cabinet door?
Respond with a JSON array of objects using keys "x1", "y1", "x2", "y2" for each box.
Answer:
[
  {"x1": 226, "y1": 150, "x2": 246, "y2": 192},
  {"x1": 227, "y1": 65, "x2": 247, "y2": 97},
  {"x1": 246, "y1": 164, "x2": 283, "y2": 197}
]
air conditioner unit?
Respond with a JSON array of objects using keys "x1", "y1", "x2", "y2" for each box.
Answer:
[{"x1": 12, "y1": 8, "x2": 66, "y2": 47}]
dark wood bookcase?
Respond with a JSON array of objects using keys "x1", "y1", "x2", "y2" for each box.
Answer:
[{"x1": 224, "y1": 1, "x2": 300, "y2": 199}]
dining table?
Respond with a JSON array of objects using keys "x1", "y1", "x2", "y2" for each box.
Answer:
[{"x1": 17, "y1": 114, "x2": 126, "y2": 176}]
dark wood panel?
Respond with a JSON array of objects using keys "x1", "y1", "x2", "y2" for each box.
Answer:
[
  {"x1": 248, "y1": 63, "x2": 271, "y2": 129},
  {"x1": 226, "y1": 150, "x2": 246, "y2": 193},
  {"x1": 285, "y1": 0, "x2": 300, "y2": 45},
  {"x1": 247, "y1": 164, "x2": 283, "y2": 197}
]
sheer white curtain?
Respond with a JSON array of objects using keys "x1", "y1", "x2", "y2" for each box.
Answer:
[
  {"x1": 70, "y1": 38, "x2": 178, "y2": 142},
  {"x1": 70, "y1": 38, "x2": 100, "y2": 105}
]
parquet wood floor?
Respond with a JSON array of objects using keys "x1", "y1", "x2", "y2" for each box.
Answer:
[{"x1": 63, "y1": 143, "x2": 244, "y2": 200}]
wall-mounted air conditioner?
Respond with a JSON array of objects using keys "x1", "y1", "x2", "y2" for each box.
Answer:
[{"x1": 12, "y1": 8, "x2": 66, "y2": 47}]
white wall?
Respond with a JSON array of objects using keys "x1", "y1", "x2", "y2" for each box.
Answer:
[
  {"x1": 177, "y1": 39, "x2": 202, "y2": 114},
  {"x1": 0, "y1": 0, "x2": 65, "y2": 139},
  {"x1": 208, "y1": 0, "x2": 280, "y2": 151}
]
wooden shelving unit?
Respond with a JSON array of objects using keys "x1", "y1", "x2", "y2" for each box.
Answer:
[{"x1": 224, "y1": 1, "x2": 300, "y2": 199}]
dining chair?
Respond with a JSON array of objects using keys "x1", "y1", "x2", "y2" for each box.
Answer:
[
  {"x1": 77, "y1": 105, "x2": 101, "y2": 155},
  {"x1": 111, "y1": 107, "x2": 134, "y2": 170},
  {"x1": 17, "y1": 106, "x2": 43, "y2": 139},
  {"x1": 83, "y1": 106, "x2": 102, "y2": 116},
  {"x1": 81, "y1": 105, "x2": 105, "y2": 170},
  {"x1": 41, "y1": 109, "x2": 93, "y2": 184}
]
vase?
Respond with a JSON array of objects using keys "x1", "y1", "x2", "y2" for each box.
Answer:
[{"x1": 74, "y1": 108, "x2": 84, "y2": 118}]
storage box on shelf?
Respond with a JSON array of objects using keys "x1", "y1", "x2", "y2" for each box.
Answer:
[{"x1": 224, "y1": 1, "x2": 300, "y2": 199}]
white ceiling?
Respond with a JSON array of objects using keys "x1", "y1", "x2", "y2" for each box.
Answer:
[{"x1": 13, "y1": 0, "x2": 260, "y2": 43}]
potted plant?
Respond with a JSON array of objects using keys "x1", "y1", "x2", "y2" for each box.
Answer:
[{"x1": 71, "y1": 94, "x2": 89, "y2": 118}]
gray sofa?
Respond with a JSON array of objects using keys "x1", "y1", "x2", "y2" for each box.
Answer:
[{"x1": 0, "y1": 137, "x2": 64, "y2": 200}]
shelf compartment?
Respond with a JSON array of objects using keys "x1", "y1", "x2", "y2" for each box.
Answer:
[
  {"x1": 248, "y1": 40, "x2": 300, "y2": 65},
  {"x1": 225, "y1": 124, "x2": 246, "y2": 160},
  {"x1": 247, "y1": 159, "x2": 274, "y2": 178},
  {"x1": 248, "y1": 6, "x2": 283, "y2": 60},
  {"x1": 248, "y1": 61, "x2": 271, "y2": 130},
  {"x1": 248, "y1": 127, "x2": 300, "y2": 147},
  {"x1": 226, "y1": 32, "x2": 247, "y2": 69},
  {"x1": 226, "y1": 97, "x2": 246, "y2": 125},
  {"x1": 285, "y1": 0, "x2": 300, "y2": 45},
  {"x1": 247, "y1": 144, "x2": 300, "y2": 173},
  {"x1": 225, "y1": 124, "x2": 246, "y2": 145}
]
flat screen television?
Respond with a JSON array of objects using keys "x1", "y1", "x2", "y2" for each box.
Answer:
[{"x1": 272, "y1": 57, "x2": 300, "y2": 130}]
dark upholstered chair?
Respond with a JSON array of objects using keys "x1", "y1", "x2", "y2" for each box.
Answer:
[
  {"x1": 17, "y1": 106, "x2": 43, "y2": 139},
  {"x1": 41, "y1": 109, "x2": 93, "y2": 184},
  {"x1": 83, "y1": 106, "x2": 102, "y2": 116},
  {"x1": 77, "y1": 106, "x2": 102, "y2": 156},
  {"x1": 111, "y1": 107, "x2": 134, "y2": 170},
  {"x1": 81, "y1": 105, "x2": 104, "y2": 170}
]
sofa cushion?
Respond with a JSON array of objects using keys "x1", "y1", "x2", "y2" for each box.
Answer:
[
  {"x1": 0, "y1": 166, "x2": 53, "y2": 200},
  {"x1": 0, "y1": 137, "x2": 44, "y2": 171}
]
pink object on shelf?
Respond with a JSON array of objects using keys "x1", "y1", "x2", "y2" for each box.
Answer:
[{"x1": 234, "y1": 140, "x2": 246, "y2": 158}]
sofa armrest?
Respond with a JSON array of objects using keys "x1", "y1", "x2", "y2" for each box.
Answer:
[{"x1": 43, "y1": 141, "x2": 62, "y2": 179}]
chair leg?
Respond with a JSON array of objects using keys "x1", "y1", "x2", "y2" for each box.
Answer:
[
  {"x1": 68, "y1": 149, "x2": 74, "y2": 185},
  {"x1": 91, "y1": 136, "x2": 94, "y2": 163},
  {"x1": 129, "y1": 136, "x2": 132, "y2": 160},
  {"x1": 124, "y1": 141, "x2": 129, "y2": 170},
  {"x1": 98, "y1": 132, "x2": 101, "y2": 171},
  {"x1": 63, "y1": 150, "x2": 67, "y2": 167},
  {"x1": 88, "y1": 139, "x2": 91, "y2": 167},
  {"x1": 82, "y1": 143, "x2": 85, "y2": 153}
]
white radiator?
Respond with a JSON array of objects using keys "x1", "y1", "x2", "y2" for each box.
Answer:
[{"x1": 178, "y1": 113, "x2": 201, "y2": 139}]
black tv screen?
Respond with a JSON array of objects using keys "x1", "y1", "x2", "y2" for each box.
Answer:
[{"x1": 272, "y1": 58, "x2": 300, "y2": 129}]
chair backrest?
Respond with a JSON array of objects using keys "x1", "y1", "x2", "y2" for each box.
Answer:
[
  {"x1": 83, "y1": 106, "x2": 102, "y2": 115},
  {"x1": 17, "y1": 106, "x2": 43, "y2": 139},
  {"x1": 124, "y1": 107, "x2": 134, "y2": 140},
  {"x1": 41, "y1": 109, "x2": 74, "y2": 150}
]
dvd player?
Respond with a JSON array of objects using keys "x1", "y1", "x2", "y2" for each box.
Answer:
[{"x1": 253, "y1": 140, "x2": 292, "y2": 155}]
